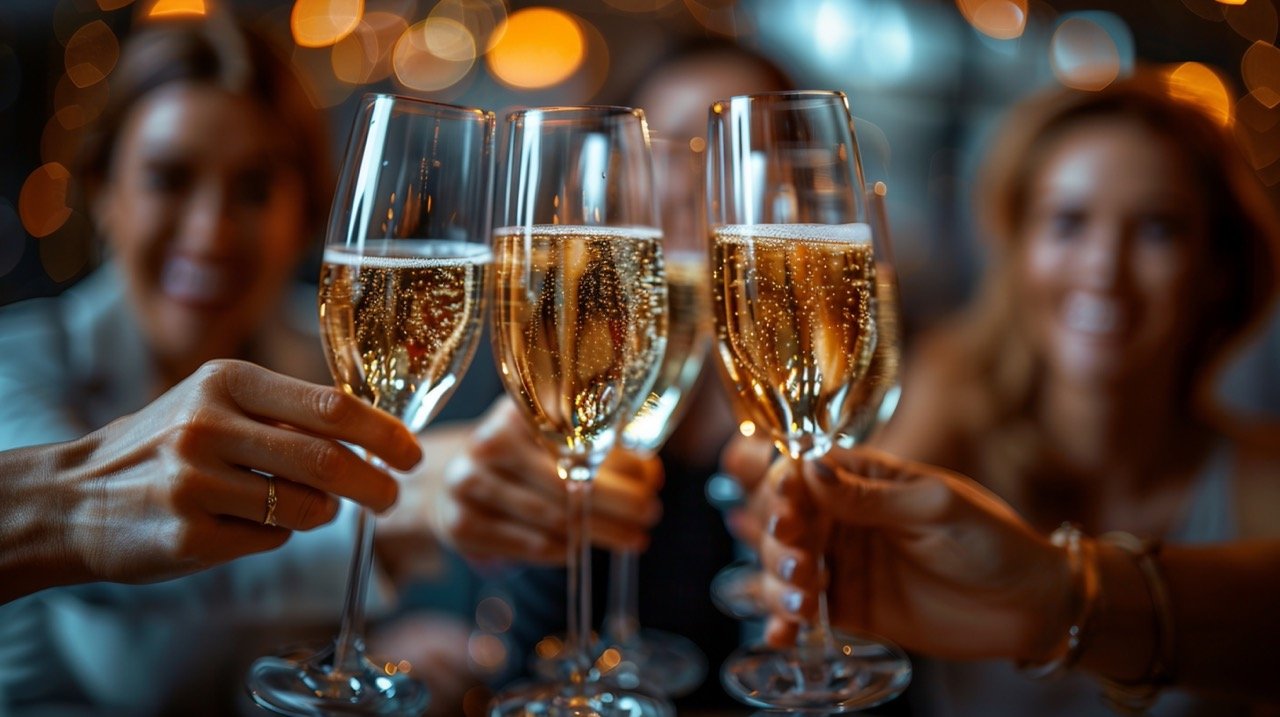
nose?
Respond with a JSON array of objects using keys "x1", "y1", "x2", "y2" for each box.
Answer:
[
  {"x1": 176, "y1": 181, "x2": 237, "y2": 256},
  {"x1": 1077, "y1": 222, "x2": 1126, "y2": 290}
]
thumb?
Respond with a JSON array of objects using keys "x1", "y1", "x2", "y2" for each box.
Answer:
[{"x1": 803, "y1": 451, "x2": 950, "y2": 527}]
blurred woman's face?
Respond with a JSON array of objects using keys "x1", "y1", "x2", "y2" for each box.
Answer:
[
  {"x1": 94, "y1": 83, "x2": 308, "y2": 376},
  {"x1": 1019, "y1": 118, "x2": 1210, "y2": 389}
]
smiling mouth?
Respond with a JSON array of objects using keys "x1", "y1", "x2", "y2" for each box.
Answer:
[
  {"x1": 160, "y1": 256, "x2": 239, "y2": 308},
  {"x1": 1062, "y1": 292, "x2": 1124, "y2": 337}
]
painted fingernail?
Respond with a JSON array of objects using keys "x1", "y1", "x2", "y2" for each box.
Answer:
[
  {"x1": 784, "y1": 590, "x2": 804, "y2": 614},
  {"x1": 779, "y1": 555, "x2": 797, "y2": 581},
  {"x1": 766, "y1": 514, "x2": 780, "y2": 536}
]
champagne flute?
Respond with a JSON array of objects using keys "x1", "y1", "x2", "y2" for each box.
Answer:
[
  {"x1": 487, "y1": 106, "x2": 672, "y2": 717},
  {"x1": 707, "y1": 185, "x2": 903, "y2": 622},
  {"x1": 598, "y1": 137, "x2": 711, "y2": 697},
  {"x1": 247, "y1": 94, "x2": 495, "y2": 716},
  {"x1": 707, "y1": 90, "x2": 912, "y2": 711}
]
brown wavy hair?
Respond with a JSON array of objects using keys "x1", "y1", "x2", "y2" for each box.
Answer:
[
  {"x1": 947, "y1": 72, "x2": 1280, "y2": 432},
  {"x1": 77, "y1": 14, "x2": 332, "y2": 241}
]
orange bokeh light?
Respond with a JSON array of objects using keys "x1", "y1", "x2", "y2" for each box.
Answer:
[
  {"x1": 65, "y1": 21, "x2": 119, "y2": 89},
  {"x1": 956, "y1": 0, "x2": 1029, "y2": 40},
  {"x1": 145, "y1": 0, "x2": 207, "y2": 18},
  {"x1": 1242, "y1": 41, "x2": 1280, "y2": 109},
  {"x1": 1163, "y1": 62, "x2": 1233, "y2": 126},
  {"x1": 330, "y1": 10, "x2": 407, "y2": 84},
  {"x1": 486, "y1": 7, "x2": 584, "y2": 90},
  {"x1": 19, "y1": 163, "x2": 73, "y2": 239},
  {"x1": 291, "y1": 0, "x2": 364, "y2": 48},
  {"x1": 392, "y1": 18, "x2": 476, "y2": 92}
]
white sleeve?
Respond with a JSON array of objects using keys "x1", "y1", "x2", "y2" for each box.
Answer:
[{"x1": 0, "y1": 299, "x2": 85, "y2": 451}]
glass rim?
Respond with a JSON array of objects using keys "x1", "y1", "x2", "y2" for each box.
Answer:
[
  {"x1": 505, "y1": 104, "x2": 645, "y2": 124},
  {"x1": 709, "y1": 89, "x2": 849, "y2": 110},
  {"x1": 359, "y1": 92, "x2": 493, "y2": 121}
]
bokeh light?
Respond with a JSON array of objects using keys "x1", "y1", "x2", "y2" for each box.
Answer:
[
  {"x1": 291, "y1": 0, "x2": 364, "y2": 48},
  {"x1": 291, "y1": 45, "x2": 354, "y2": 107},
  {"x1": 329, "y1": 11, "x2": 407, "y2": 85},
  {"x1": 54, "y1": 0, "x2": 102, "y2": 46},
  {"x1": 144, "y1": 0, "x2": 207, "y2": 18},
  {"x1": 41, "y1": 115, "x2": 84, "y2": 167},
  {"x1": 65, "y1": 20, "x2": 119, "y2": 88},
  {"x1": 486, "y1": 7, "x2": 584, "y2": 90},
  {"x1": 38, "y1": 212, "x2": 92, "y2": 283},
  {"x1": 392, "y1": 17, "x2": 477, "y2": 92},
  {"x1": 570, "y1": 15, "x2": 611, "y2": 101},
  {"x1": 467, "y1": 633, "x2": 507, "y2": 672},
  {"x1": 1223, "y1": 0, "x2": 1277, "y2": 44},
  {"x1": 956, "y1": 0, "x2": 1028, "y2": 41},
  {"x1": 474, "y1": 597, "x2": 513, "y2": 633},
  {"x1": 1050, "y1": 13, "x2": 1134, "y2": 91},
  {"x1": 429, "y1": 0, "x2": 508, "y2": 52},
  {"x1": 1236, "y1": 90, "x2": 1279, "y2": 133},
  {"x1": 1242, "y1": 41, "x2": 1280, "y2": 109},
  {"x1": 0, "y1": 45, "x2": 20, "y2": 113},
  {"x1": 19, "y1": 163, "x2": 73, "y2": 238},
  {"x1": 1180, "y1": 0, "x2": 1224, "y2": 23},
  {"x1": 1217, "y1": 0, "x2": 1247, "y2": 6},
  {"x1": 54, "y1": 72, "x2": 110, "y2": 130},
  {"x1": 1162, "y1": 62, "x2": 1233, "y2": 126},
  {"x1": 0, "y1": 200, "x2": 25, "y2": 279},
  {"x1": 738, "y1": 419, "x2": 755, "y2": 437}
]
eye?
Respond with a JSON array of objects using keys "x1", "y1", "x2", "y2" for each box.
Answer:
[
  {"x1": 1047, "y1": 209, "x2": 1087, "y2": 241},
  {"x1": 143, "y1": 162, "x2": 191, "y2": 194}
]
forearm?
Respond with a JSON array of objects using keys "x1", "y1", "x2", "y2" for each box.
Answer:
[
  {"x1": 0, "y1": 440, "x2": 91, "y2": 603},
  {"x1": 1077, "y1": 541, "x2": 1280, "y2": 701}
]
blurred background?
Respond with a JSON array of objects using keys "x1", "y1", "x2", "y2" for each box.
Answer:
[{"x1": 0, "y1": 0, "x2": 1274, "y2": 337}]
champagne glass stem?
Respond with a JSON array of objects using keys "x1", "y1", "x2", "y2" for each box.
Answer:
[
  {"x1": 561, "y1": 457, "x2": 596, "y2": 687},
  {"x1": 605, "y1": 549, "x2": 641, "y2": 647},
  {"x1": 331, "y1": 454, "x2": 382, "y2": 677}
]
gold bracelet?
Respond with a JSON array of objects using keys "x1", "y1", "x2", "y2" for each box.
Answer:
[
  {"x1": 1097, "y1": 531, "x2": 1175, "y2": 715},
  {"x1": 1018, "y1": 522, "x2": 1100, "y2": 679}
]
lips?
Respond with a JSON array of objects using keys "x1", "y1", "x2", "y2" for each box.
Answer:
[
  {"x1": 1062, "y1": 291, "x2": 1123, "y2": 336},
  {"x1": 159, "y1": 256, "x2": 238, "y2": 308}
]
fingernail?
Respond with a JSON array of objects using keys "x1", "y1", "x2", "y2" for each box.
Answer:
[
  {"x1": 766, "y1": 514, "x2": 779, "y2": 536},
  {"x1": 779, "y1": 555, "x2": 797, "y2": 581},
  {"x1": 807, "y1": 460, "x2": 836, "y2": 484},
  {"x1": 783, "y1": 590, "x2": 804, "y2": 614}
]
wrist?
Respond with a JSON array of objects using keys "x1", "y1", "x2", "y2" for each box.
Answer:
[
  {"x1": 0, "y1": 438, "x2": 94, "y2": 602},
  {"x1": 1018, "y1": 523, "x2": 1099, "y2": 675}
]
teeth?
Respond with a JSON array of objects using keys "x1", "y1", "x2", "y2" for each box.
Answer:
[
  {"x1": 1063, "y1": 292, "x2": 1121, "y2": 335},
  {"x1": 160, "y1": 257, "x2": 231, "y2": 305}
]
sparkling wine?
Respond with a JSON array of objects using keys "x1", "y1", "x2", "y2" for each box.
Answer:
[
  {"x1": 493, "y1": 225, "x2": 667, "y2": 457},
  {"x1": 711, "y1": 223, "x2": 877, "y2": 458},
  {"x1": 319, "y1": 239, "x2": 490, "y2": 431},
  {"x1": 837, "y1": 268, "x2": 901, "y2": 446},
  {"x1": 621, "y1": 252, "x2": 711, "y2": 452}
]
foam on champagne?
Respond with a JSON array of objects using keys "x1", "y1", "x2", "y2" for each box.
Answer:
[
  {"x1": 714, "y1": 223, "x2": 872, "y2": 244},
  {"x1": 323, "y1": 240, "x2": 492, "y2": 267}
]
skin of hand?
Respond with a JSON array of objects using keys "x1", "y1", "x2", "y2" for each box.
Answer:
[
  {"x1": 2, "y1": 359, "x2": 420, "y2": 602},
  {"x1": 410, "y1": 397, "x2": 664, "y2": 565},
  {"x1": 753, "y1": 446, "x2": 1074, "y2": 664},
  {"x1": 717, "y1": 432, "x2": 778, "y2": 543}
]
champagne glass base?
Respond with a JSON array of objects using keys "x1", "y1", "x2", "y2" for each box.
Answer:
[
  {"x1": 247, "y1": 642, "x2": 431, "y2": 716},
  {"x1": 721, "y1": 631, "x2": 911, "y2": 712},
  {"x1": 531, "y1": 630, "x2": 706, "y2": 698},
  {"x1": 488, "y1": 680, "x2": 674, "y2": 717},
  {"x1": 710, "y1": 561, "x2": 767, "y2": 620}
]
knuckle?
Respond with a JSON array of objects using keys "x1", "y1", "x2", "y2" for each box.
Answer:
[
  {"x1": 295, "y1": 489, "x2": 338, "y2": 528},
  {"x1": 313, "y1": 388, "x2": 354, "y2": 425},
  {"x1": 309, "y1": 442, "x2": 352, "y2": 480}
]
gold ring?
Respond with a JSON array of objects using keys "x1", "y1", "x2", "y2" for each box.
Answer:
[{"x1": 264, "y1": 476, "x2": 279, "y2": 526}]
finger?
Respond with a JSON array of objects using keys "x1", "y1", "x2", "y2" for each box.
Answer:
[
  {"x1": 759, "y1": 570, "x2": 818, "y2": 624},
  {"x1": 720, "y1": 434, "x2": 776, "y2": 491},
  {"x1": 591, "y1": 469, "x2": 663, "y2": 529},
  {"x1": 216, "y1": 422, "x2": 399, "y2": 512},
  {"x1": 765, "y1": 615, "x2": 800, "y2": 648},
  {"x1": 804, "y1": 455, "x2": 951, "y2": 527},
  {"x1": 208, "y1": 360, "x2": 422, "y2": 471},
  {"x1": 197, "y1": 517, "x2": 291, "y2": 565},
  {"x1": 600, "y1": 448, "x2": 664, "y2": 492},
  {"x1": 445, "y1": 460, "x2": 568, "y2": 535},
  {"x1": 586, "y1": 512, "x2": 650, "y2": 553},
  {"x1": 446, "y1": 503, "x2": 566, "y2": 564},
  {"x1": 199, "y1": 468, "x2": 340, "y2": 530},
  {"x1": 759, "y1": 532, "x2": 819, "y2": 592}
]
